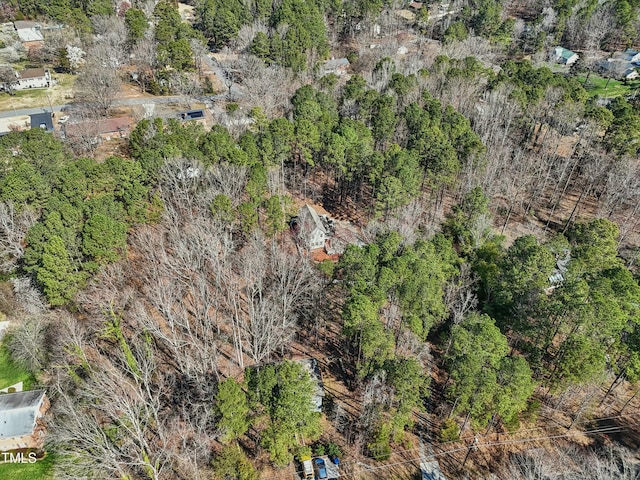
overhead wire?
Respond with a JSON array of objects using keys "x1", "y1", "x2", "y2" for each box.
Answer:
[{"x1": 255, "y1": 422, "x2": 629, "y2": 480}]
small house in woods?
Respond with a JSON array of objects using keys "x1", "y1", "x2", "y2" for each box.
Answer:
[
  {"x1": 552, "y1": 46, "x2": 579, "y2": 66},
  {"x1": 13, "y1": 21, "x2": 44, "y2": 50},
  {"x1": 176, "y1": 109, "x2": 206, "y2": 124},
  {"x1": 297, "y1": 204, "x2": 332, "y2": 250},
  {"x1": 64, "y1": 116, "x2": 132, "y2": 141},
  {"x1": 0, "y1": 389, "x2": 49, "y2": 451},
  {"x1": 614, "y1": 48, "x2": 640, "y2": 63},
  {"x1": 29, "y1": 112, "x2": 54, "y2": 132},
  {"x1": 596, "y1": 58, "x2": 640, "y2": 80},
  {"x1": 322, "y1": 58, "x2": 350, "y2": 76}
]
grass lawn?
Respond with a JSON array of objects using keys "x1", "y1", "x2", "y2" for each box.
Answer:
[
  {"x1": 0, "y1": 72, "x2": 77, "y2": 112},
  {"x1": 0, "y1": 453, "x2": 55, "y2": 480},
  {"x1": 0, "y1": 338, "x2": 35, "y2": 390},
  {"x1": 577, "y1": 74, "x2": 640, "y2": 98}
]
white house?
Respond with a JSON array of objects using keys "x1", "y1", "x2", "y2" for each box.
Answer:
[
  {"x1": 15, "y1": 68, "x2": 51, "y2": 89},
  {"x1": 298, "y1": 204, "x2": 330, "y2": 250},
  {"x1": 0, "y1": 389, "x2": 49, "y2": 451}
]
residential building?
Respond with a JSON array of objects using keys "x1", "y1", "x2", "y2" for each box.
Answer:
[
  {"x1": 29, "y1": 112, "x2": 54, "y2": 132},
  {"x1": 613, "y1": 48, "x2": 640, "y2": 63},
  {"x1": 0, "y1": 389, "x2": 49, "y2": 451},
  {"x1": 298, "y1": 204, "x2": 331, "y2": 250},
  {"x1": 16, "y1": 68, "x2": 51, "y2": 90},
  {"x1": 64, "y1": 116, "x2": 132, "y2": 141},
  {"x1": 13, "y1": 21, "x2": 44, "y2": 50},
  {"x1": 176, "y1": 109, "x2": 206, "y2": 123},
  {"x1": 552, "y1": 46, "x2": 579, "y2": 66},
  {"x1": 596, "y1": 58, "x2": 640, "y2": 80},
  {"x1": 322, "y1": 58, "x2": 350, "y2": 76}
]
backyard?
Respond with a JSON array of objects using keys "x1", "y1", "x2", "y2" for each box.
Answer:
[
  {"x1": 0, "y1": 453, "x2": 54, "y2": 480},
  {"x1": 0, "y1": 338, "x2": 35, "y2": 390},
  {"x1": 578, "y1": 73, "x2": 640, "y2": 98},
  {"x1": 0, "y1": 73, "x2": 76, "y2": 111}
]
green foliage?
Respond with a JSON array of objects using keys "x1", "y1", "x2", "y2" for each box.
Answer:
[
  {"x1": 340, "y1": 233, "x2": 458, "y2": 349},
  {"x1": 0, "y1": 131, "x2": 154, "y2": 305},
  {"x1": 438, "y1": 418, "x2": 460, "y2": 442},
  {"x1": 82, "y1": 211, "x2": 127, "y2": 264},
  {"x1": 215, "y1": 378, "x2": 250, "y2": 443},
  {"x1": 325, "y1": 441, "x2": 342, "y2": 458},
  {"x1": 250, "y1": 31, "x2": 271, "y2": 60},
  {"x1": 498, "y1": 61, "x2": 588, "y2": 106},
  {"x1": 444, "y1": 313, "x2": 535, "y2": 429},
  {"x1": 0, "y1": 337, "x2": 36, "y2": 390},
  {"x1": 443, "y1": 186, "x2": 491, "y2": 253},
  {"x1": 367, "y1": 422, "x2": 392, "y2": 461},
  {"x1": 488, "y1": 235, "x2": 556, "y2": 325},
  {"x1": 246, "y1": 361, "x2": 322, "y2": 466},
  {"x1": 443, "y1": 22, "x2": 468, "y2": 43},
  {"x1": 155, "y1": 1, "x2": 199, "y2": 71},
  {"x1": 212, "y1": 444, "x2": 257, "y2": 480},
  {"x1": 567, "y1": 218, "x2": 622, "y2": 276},
  {"x1": 317, "y1": 259, "x2": 335, "y2": 278},
  {"x1": 36, "y1": 235, "x2": 85, "y2": 306},
  {"x1": 210, "y1": 194, "x2": 235, "y2": 224},
  {"x1": 264, "y1": 195, "x2": 293, "y2": 236},
  {"x1": 125, "y1": 8, "x2": 148, "y2": 41},
  {"x1": 198, "y1": 0, "x2": 328, "y2": 70}
]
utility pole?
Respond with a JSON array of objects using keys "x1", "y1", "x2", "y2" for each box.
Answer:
[
  {"x1": 46, "y1": 90, "x2": 53, "y2": 114},
  {"x1": 461, "y1": 436, "x2": 478, "y2": 470}
]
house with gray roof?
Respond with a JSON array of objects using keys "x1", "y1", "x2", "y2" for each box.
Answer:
[
  {"x1": 13, "y1": 21, "x2": 44, "y2": 50},
  {"x1": 0, "y1": 389, "x2": 49, "y2": 451},
  {"x1": 322, "y1": 57, "x2": 350, "y2": 76},
  {"x1": 298, "y1": 204, "x2": 332, "y2": 250}
]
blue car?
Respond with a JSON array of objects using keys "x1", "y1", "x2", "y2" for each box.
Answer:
[{"x1": 314, "y1": 458, "x2": 328, "y2": 479}]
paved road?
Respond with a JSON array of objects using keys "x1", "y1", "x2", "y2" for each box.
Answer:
[
  {"x1": 0, "y1": 94, "x2": 226, "y2": 120},
  {"x1": 0, "y1": 52, "x2": 244, "y2": 120}
]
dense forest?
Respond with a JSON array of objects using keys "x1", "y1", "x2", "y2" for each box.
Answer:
[{"x1": 1, "y1": 0, "x2": 640, "y2": 479}]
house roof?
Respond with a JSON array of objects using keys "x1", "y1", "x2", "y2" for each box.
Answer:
[
  {"x1": 29, "y1": 112, "x2": 53, "y2": 131},
  {"x1": 65, "y1": 116, "x2": 131, "y2": 137},
  {"x1": 323, "y1": 58, "x2": 350, "y2": 71},
  {"x1": 15, "y1": 24, "x2": 44, "y2": 43},
  {"x1": 556, "y1": 47, "x2": 576, "y2": 60},
  {"x1": 301, "y1": 204, "x2": 328, "y2": 234},
  {"x1": 409, "y1": 1, "x2": 424, "y2": 8},
  {"x1": 177, "y1": 109, "x2": 204, "y2": 121},
  {"x1": 19, "y1": 68, "x2": 46, "y2": 79},
  {"x1": 13, "y1": 21, "x2": 38, "y2": 30},
  {"x1": 0, "y1": 390, "x2": 47, "y2": 438}
]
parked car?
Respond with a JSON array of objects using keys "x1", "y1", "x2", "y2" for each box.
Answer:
[
  {"x1": 300, "y1": 456, "x2": 314, "y2": 479},
  {"x1": 314, "y1": 458, "x2": 328, "y2": 479}
]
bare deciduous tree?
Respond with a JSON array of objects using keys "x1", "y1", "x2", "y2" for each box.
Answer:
[
  {"x1": 6, "y1": 314, "x2": 49, "y2": 372},
  {"x1": 74, "y1": 61, "x2": 122, "y2": 115},
  {"x1": 0, "y1": 202, "x2": 37, "y2": 273}
]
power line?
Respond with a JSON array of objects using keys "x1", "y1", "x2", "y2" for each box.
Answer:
[{"x1": 256, "y1": 423, "x2": 628, "y2": 480}]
